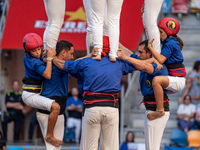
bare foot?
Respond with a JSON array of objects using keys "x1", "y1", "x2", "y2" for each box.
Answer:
[
  {"x1": 109, "y1": 57, "x2": 116, "y2": 62},
  {"x1": 92, "y1": 54, "x2": 101, "y2": 60},
  {"x1": 147, "y1": 110, "x2": 165, "y2": 120},
  {"x1": 45, "y1": 135, "x2": 62, "y2": 147},
  {"x1": 92, "y1": 48, "x2": 101, "y2": 60}
]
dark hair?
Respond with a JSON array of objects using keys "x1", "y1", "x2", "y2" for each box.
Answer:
[
  {"x1": 183, "y1": 94, "x2": 192, "y2": 103},
  {"x1": 56, "y1": 40, "x2": 73, "y2": 56},
  {"x1": 68, "y1": 87, "x2": 83, "y2": 99},
  {"x1": 169, "y1": 35, "x2": 184, "y2": 50},
  {"x1": 138, "y1": 40, "x2": 149, "y2": 53},
  {"x1": 193, "y1": 60, "x2": 200, "y2": 71},
  {"x1": 126, "y1": 131, "x2": 134, "y2": 143}
]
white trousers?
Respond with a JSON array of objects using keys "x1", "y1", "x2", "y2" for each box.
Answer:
[
  {"x1": 67, "y1": 117, "x2": 81, "y2": 143},
  {"x1": 80, "y1": 117, "x2": 104, "y2": 150},
  {"x1": 22, "y1": 91, "x2": 53, "y2": 112},
  {"x1": 81, "y1": 107, "x2": 119, "y2": 150},
  {"x1": 165, "y1": 76, "x2": 186, "y2": 95},
  {"x1": 36, "y1": 112, "x2": 65, "y2": 150},
  {"x1": 144, "y1": 110, "x2": 170, "y2": 150},
  {"x1": 43, "y1": 0, "x2": 65, "y2": 50},
  {"x1": 83, "y1": 0, "x2": 109, "y2": 54},
  {"x1": 90, "y1": 0, "x2": 124, "y2": 58},
  {"x1": 143, "y1": 0, "x2": 164, "y2": 54}
]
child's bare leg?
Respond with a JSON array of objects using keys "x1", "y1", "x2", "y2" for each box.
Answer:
[
  {"x1": 45, "y1": 102, "x2": 62, "y2": 147},
  {"x1": 147, "y1": 76, "x2": 169, "y2": 120},
  {"x1": 92, "y1": 48, "x2": 101, "y2": 60}
]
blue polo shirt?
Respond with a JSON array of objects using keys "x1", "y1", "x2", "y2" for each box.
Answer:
[
  {"x1": 23, "y1": 53, "x2": 45, "y2": 80},
  {"x1": 41, "y1": 64, "x2": 68, "y2": 98},
  {"x1": 130, "y1": 54, "x2": 169, "y2": 96},
  {"x1": 64, "y1": 56, "x2": 135, "y2": 93},
  {"x1": 161, "y1": 37, "x2": 184, "y2": 64}
]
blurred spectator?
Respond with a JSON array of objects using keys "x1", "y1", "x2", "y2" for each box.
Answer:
[
  {"x1": 120, "y1": 131, "x2": 135, "y2": 150},
  {"x1": 66, "y1": 87, "x2": 83, "y2": 143},
  {"x1": 177, "y1": 95, "x2": 196, "y2": 133},
  {"x1": 2, "y1": 80, "x2": 24, "y2": 142},
  {"x1": 28, "y1": 112, "x2": 38, "y2": 142},
  {"x1": 0, "y1": 131, "x2": 6, "y2": 150},
  {"x1": 194, "y1": 105, "x2": 200, "y2": 129},
  {"x1": 178, "y1": 78, "x2": 200, "y2": 105},
  {"x1": 187, "y1": 60, "x2": 200, "y2": 89}
]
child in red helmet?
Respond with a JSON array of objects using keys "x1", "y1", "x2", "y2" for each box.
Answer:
[
  {"x1": 22, "y1": 33, "x2": 62, "y2": 147},
  {"x1": 147, "y1": 17, "x2": 186, "y2": 120}
]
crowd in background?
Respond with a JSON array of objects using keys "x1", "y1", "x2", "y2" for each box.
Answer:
[{"x1": 177, "y1": 60, "x2": 200, "y2": 133}]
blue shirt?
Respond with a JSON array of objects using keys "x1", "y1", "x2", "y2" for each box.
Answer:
[
  {"x1": 64, "y1": 56, "x2": 135, "y2": 93},
  {"x1": 161, "y1": 37, "x2": 184, "y2": 65},
  {"x1": 23, "y1": 53, "x2": 45, "y2": 80},
  {"x1": 66, "y1": 96, "x2": 83, "y2": 107},
  {"x1": 130, "y1": 54, "x2": 169, "y2": 96},
  {"x1": 70, "y1": 72, "x2": 84, "y2": 96},
  {"x1": 41, "y1": 64, "x2": 69, "y2": 97}
]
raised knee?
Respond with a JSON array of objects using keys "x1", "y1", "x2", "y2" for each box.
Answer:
[{"x1": 51, "y1": 102, "x2": 60, "y2": 114}]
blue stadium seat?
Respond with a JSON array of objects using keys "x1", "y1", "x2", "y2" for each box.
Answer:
[
  {"x1": 170, "y1": 128, "x2": 187, "y2": 147},
  {"x1": 164, "y1": 146, "x2": 193, "y2": 150},
  {"x1": 7, "y1": 146, "x2": 24, "y2": 150}
]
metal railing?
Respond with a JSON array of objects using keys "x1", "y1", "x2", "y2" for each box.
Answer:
[{"x1": 120, "y1": 71, "x2": 139, "y2": 144}]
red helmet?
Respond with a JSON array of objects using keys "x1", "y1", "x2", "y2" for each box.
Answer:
[
  {"x1": 101, "y1": 36, "x2": 110, "y2": 56},
  {"x1": 23, "y1": 33, "x2": 43, "y2": 52},
  {"x1": 158, "y1": 17, "x2": 180, "y2": 35}
]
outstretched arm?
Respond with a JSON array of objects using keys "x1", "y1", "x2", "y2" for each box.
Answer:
[
  {"x1": 117, "y1": 49, "x2": 154, "y2": 74},
  {"x1": 76, "y1": 53, "x2": 92, "y2": 60},
  {"x1": 53, "y1": 57, "x2": 65, "y2": 70},
  {"x1": 148, "y1": 39, "x2": 167, "y2": 64},
  {"x1": 42, "y1": 47, "x2": 56, "y2": 79},
  {"x1": 119, "y1": 43, "x2": 133, "y2": 56}
]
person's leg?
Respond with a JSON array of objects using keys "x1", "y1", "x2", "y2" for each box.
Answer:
[
  {"x1": 79, "y1": 117, "x2": 84, "y2": 150},
  {"x1": 165, "y1": 77, "x2": 186, "y2": 95},
  {"x1": 178, "y1": 118, "x2": 188, "y2": 131},
  {"x1": 74, "y1": 118, "x2": 81, "y2": 143},
  {"x1": 83, "y1": 0, "x2": 109, "y2": 54},
  {"x1": 101, "y1": 107, "x2": 119, "y2": 150},
  {"x1": 13, "y1": 114, "x2": 24, "y2": 142},
  {"x1": 107, "y1": 0, "x2": 124, "y2": 61},
  {"x1": 83, "y1": 0, "x2": 93, "y2": 54},
  {"x1": 81, "y1": 107, "x2": 101, "y2": 150},
  {"x1": 143, "y1": 0, "x2": 164, "y2": 54},
  {"x1": 43, "y1": 0, "x2": 65, "y2": 49},
  {"x1": 22, "y1": 92, "x2": 61, "y2": 146},
  {"x1": 2, "y1": 114, "x2": 13, "y2": 141},
  {"x1": 37, "y1": 112, "x2": 64, "y2": 150},
  {"x1": 67, "y1": 117, "x2": 75, "y2": 128},
  {"x1": 147, "y1": 76, "x2": 169, "y2": 120},
  {"x1": 22, "y1": 91, "x2": 53, "y2": 111},
  {"x1": 43, "y1": 0, "x2": 51, "y2": 51},
  {"x1": 187, "y1": 121, "x2": 194, "y2": 130},
  {"x1": 45, "y1": 102, "x2": 62, "y2": 147},
  {"x1": 66, "y1": 117, "x2": 76, "y2": 141},
  {"x1": 144, "y1": 110, "x2": 169, "y2": 150},
  {"x1": 90, "y1": 0, "x2": 106, "y2": 60},
  {"x1": 28, "y1": 113, "x2": 38, "y2": 141}
]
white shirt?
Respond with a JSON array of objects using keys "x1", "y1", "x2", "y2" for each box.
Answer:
[{"x1": 177, "y1": 103, "x2": 196, "y2": 121}]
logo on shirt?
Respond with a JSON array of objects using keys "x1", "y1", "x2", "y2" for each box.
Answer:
[
  {"x1": 166, "y1": 20, "x2": 176, "y2": 30},
  {"x1": 146, "y1": 80, "x2": 151, "y2": 86}
]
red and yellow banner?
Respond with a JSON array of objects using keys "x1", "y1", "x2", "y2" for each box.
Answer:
[{"x1": 0, "y1": 0, "x2": 144, "y2": 50}]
